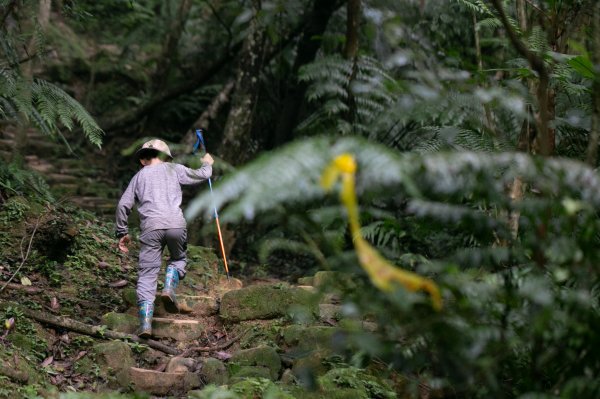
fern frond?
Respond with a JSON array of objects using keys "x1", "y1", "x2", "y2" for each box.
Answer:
[
  {"x1": 454, "y1": 0, "x2": 494, "y2": 15},
  {"x1": 477, "y1": 17, "x2": 502, "y2": 30},
  {"x1": 32, "y1": 79, "x2": 104, "y2": 147},
  {"x1": 186, "y1": 136, "x2": 600, "y2": 223}
]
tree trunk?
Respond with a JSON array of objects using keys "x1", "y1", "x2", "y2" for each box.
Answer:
[
  {"x1": 270, "y1": 0, "x2": 341, "y2": 148},
  {"x1": 182, "y1": 80, "x2": 235, "y2": 148},
  {"x1": 344, "y1": 0, "x2": 360, "y2": 127},
  {"x1": 473, "y1": 11, "x2": 497, "y2": 137},
  {"x1": 219, "y1": 0, "x2": 266, "y2": 164},
  {"x1": 490, "y1": 0, "x2": 552, "y2": 155},
  {"x1": 344, "y1": 0, "x2": 360, "y2": 60},
  {"x1": 587, "y1": 1, "x2": 600, "y2": 166},
  {"x1": 505, "y1": 1, "x2": 531, "y2": 242},
  {"x1": 152, "y1": 0, "x2": 193, "y2": 94},
  {"x1": 516, "y1": 0, "x2": 527, "y2": 32}
]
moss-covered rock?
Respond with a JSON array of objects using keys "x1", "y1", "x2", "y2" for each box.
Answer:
[
  {"x1": 199, "y1": 357, "x2": 229, "y2": 386},
  {"x1": 281, "y1": 325, "x2": 341, "y2": 379},
  {"x1": 188, "y1": 385, "x2": 241, "y2": 399},
  {"x1": 297, "y1": 276, "x2": 314, "y2": 286},
  {"x1": 281, "y1": 325, "x2": 337, "y2": 350},
  {"x1": 229, "y1": 366, "x2": 273, "y2": 384},
  {"x1": 127, "y1": 367, "x2": 201, "y2": 396},
  {"x1": 230, "y1": 378, "x2": 295, "y2": 399},
  {"x1": 229, "y1": 345, "x2": 282, "y2": 380},
  {"x1": 318, "y1": 367, "x2": 397, "y2": 399},
  {"x1": 236, "y1": 319, "x2": 285, "y2": 349},
  {"x1": 0, "y1": 350, "x2": 49, "y2": 387},
  {"x1": 318, "y1": 304, "x2": 343, "y2": 321},
  {"x1": 290, "y1": 348, "x2": 332, "y2": 379},
  {"x1": 101, "y1": 312, "x2": 138, "y2": 334},
  {"x1": 121, "y1": 288, "x2": 138, "y2": 308},
  {"x1": 152, "y1": 318, "x2": 205, "y2": 341},
  {"x1": 220, "y1": 284, "x2": 318, "y2": 322},
  {"x1": 93, "y1": 340, "x2": 134, "y2": 375},
  {"x1": 313, "y1": 271, "x2": 355, "y2": 291}
]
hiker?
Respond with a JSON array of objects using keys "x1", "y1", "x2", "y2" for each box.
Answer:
[{"x1": 115, "y1": 139, "x2": 214, "y2": 338}]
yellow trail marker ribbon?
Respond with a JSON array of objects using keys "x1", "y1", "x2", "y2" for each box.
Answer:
[{"x1": 321, "y1": 153, "x2": 442, "y2": 311}]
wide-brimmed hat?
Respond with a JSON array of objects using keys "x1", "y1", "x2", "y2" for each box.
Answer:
[{"x1": 135, "y1": 139, "x2": 173, "y2": 159}]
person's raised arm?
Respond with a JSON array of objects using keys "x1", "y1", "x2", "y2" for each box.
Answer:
[{"x1": 176, "y1": 153, "x2": 214, "y2": 185}]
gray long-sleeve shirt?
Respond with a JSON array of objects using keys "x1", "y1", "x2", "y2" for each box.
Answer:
[{"x1": 115, "y1": 162, "x2": 212, "y2": 237}]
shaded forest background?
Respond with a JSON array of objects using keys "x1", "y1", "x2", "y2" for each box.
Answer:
[{"x1": 1, "y1": 0, "x2": 600, "y2": 397}]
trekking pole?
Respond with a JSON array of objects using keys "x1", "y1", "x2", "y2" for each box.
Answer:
[{"x1": 193, "y1": 128, "x2": 231, "y2": 280}]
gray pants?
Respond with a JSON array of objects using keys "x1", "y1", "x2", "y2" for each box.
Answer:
[{"x1": 137, "y1": 228, "x2": 187, "y2": 305}]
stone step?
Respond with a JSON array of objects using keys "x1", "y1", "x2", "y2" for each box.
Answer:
[
  {"x1": 177, "y1": 295, "x2": 219, "y2": 316},
  {"x1": 154, "y1": 294, "x2": 218, "y2": 317},
  {"x1": 101, "y1": 312, "x2": 205, "y2": 341},
  {"x1": 212, "y1": 275, "x2": 243, "y2": 296},
  {"x1": 27, "y1": 159, "x2": 55, "y2": 173},
  {"x1": 127, "y1": 367, "x2": 200, "y2": 396},
  {"x1": 220, "y1": 283, "x2": 318, "y2": 322},
  {"x1": 0, "y1": 138, "x2": 14, "y2": 150},
  {"x1": 152, "y1": 317, "x2": 204, "y2": 341},
  {"x1": 46, "y1": 173, "x2": 79, "y2": 184}
]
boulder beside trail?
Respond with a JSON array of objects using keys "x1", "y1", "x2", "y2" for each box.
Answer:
[
  {"x1": 220, "y1": 284, "x2": 318, "y2": 322},
  {"x1": 229, "y1": 345, "x2": 282, "y2": 381},
  {"x1": 127, "y1": 367, "x2": 200, "y2": 396},
  {"x1": 101, "y1": 312, "x2": 138, "y2": 334},
  {"x1": 93, "y1": 340, "x2": 134, "y2": 388},
  {"x1": 199, "y1": 357, "x2": 229, "y2": 386}
]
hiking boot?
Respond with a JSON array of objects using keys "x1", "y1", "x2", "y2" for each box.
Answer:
[
  {"x1": 161, "y1": 266, "x2": 180, "y2": 313},
  {"x1": 137, "y1": 301, "x2": 154, "y2": 338}
]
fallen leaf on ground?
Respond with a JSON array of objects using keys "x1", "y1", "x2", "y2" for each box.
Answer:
[
  {"x1": 41, "y1": 356, "x2": 54, "y2": 367},
  {"x1": 50, "y1": 297, "x2": 60, "y2": 311},
  {"x1": 20, "y1": 277, "x2": 32, "y2": 286}
]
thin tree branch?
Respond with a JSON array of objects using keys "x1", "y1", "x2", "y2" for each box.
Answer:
[
  {"x1": 523, "y1": 0, "x2": 550, "y2": 21},
  {"x1": 490, "y1": 0, "x2": 552, "y2": 155},
  {"x1": 6, "y1": 304, "x2": 180, "y2": 356},
  {"x1": 178, "y1": 328, "x2": 251, "y2": 358}
]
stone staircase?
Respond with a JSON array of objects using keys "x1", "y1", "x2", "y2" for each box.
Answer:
[
  {"x1": 92, "y1": 269, "x2": 389, "y2": 397},
  {"x1": 0, "y1": 127, "x2": 119, "y2": 216}
]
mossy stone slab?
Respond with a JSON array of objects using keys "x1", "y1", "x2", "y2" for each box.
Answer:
[
  {"x1": 101, "y1": 312, "x2": 137, "y2": 335},
  {"x1": 220, "y1": 284, "x2": 318, "y2": 322},
  {"x1": 152, "y1": 318, "x2": 205, "y2": 341},
  {"x1": 126, "y1": 367, "x2": 200, "y2": 396},
  {"x1": 230, "y1": 345, "x2": 282, "y2": 380},
  {"x1": 281, "y1": 325, "x2": 337, "y2": 350},
  {"x1": 199, "y1": 357, "x2": 229, "y2": 386}
]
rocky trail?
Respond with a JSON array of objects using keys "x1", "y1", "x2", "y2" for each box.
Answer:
[
  {"x1": 0, "y1": 128, "x2": 399, "y2": 397},
  {"x1": 0, "y1": 127, "x2": 119, "y2": 216}
]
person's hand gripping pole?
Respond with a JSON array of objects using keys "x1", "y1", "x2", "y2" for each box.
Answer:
[{"x1": 193, "y1": 129, "x2": 231, "y2": 280}]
